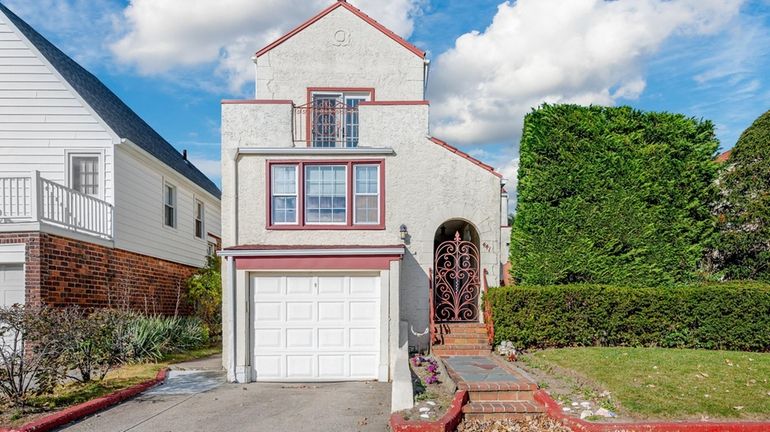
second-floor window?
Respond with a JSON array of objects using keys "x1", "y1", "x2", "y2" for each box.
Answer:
[
  {"x1": 69, "y1": 155, "x2": 99, "y2": 197},
  {"x1": 194, "y1": 199, "x2": 205, "y2": 239},
  {"x1": 268, "y1": 161, "x2": 383, "y2": 229},
  {"x1": 164, "y1": 183, "x2": 176, "y2": 228}
]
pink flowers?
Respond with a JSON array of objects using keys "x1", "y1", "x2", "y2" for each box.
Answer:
[{"x1": 412, "y1": 354, "x2": 441, "y2": 385}]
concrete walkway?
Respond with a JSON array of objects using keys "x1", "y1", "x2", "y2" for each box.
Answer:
[
  {"x1": 442, "y1": 355, "x2": 534, "y2": 385},
  {"x1": 57, "y1": 355, "x2": 392, "y2": 432}
]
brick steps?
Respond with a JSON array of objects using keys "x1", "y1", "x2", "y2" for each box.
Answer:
[
  {"x1": 432, "y1": 346, "x2": 491, "y2": 357},
  {"x1": 462, "y1": 401, "x2": 544, "y2": 421},
  {"x1": 433, "y1": 323, "x2": 491, "y2": 356}
]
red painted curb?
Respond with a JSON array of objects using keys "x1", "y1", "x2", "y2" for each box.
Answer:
[
  {"x1": 390, "y1": 390, "x2": 468, "y2": 432},
  {"x1": 0, "y1": 368, "x2": 169, "y2": 432},
  {"x1": 535, "y1": 389, "x2": 770, "y2": 432}
]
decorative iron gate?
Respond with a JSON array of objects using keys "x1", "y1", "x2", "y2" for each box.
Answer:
[{"x1": 433, "y1": 231, "x2": 480, "y2": 322}]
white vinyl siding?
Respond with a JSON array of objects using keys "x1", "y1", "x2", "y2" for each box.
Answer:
[
  {"x1": 0, "y1": 14, "x2": 114, "y2": 204},
  {"x1": 113, "y1": 145, "x2": 221, "y2": 268}
]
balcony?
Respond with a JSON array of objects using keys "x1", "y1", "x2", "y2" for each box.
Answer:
[
  {"x1": 293, "y1": 100, "x2": 360, "y2": 148},
  {"x1": 0, "y1": 171, "x2": 113, "y2": 240}
]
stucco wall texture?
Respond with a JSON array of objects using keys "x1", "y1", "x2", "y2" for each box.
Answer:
[{"x1": 221, "y1": 3, "x2": 506, "y2": 354}]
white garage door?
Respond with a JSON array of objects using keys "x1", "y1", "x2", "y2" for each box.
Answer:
[
  {"x1": 251, "y1": 273, "x2": 381, "y2": 381},
  {"x1": 0, "y1": 264, "x2": 24, "y2": 307}
]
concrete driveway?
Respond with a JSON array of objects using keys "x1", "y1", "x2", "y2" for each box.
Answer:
[{"x1": 57, "y1": 359, "x2": 391, "y2": 432}]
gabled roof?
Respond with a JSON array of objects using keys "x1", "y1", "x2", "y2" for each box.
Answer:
[
  {"x1": 0, "y1": 3, "x2": 221, "y2": 199},
  {"x1": 716, "y1": 149, "x2": 732, "y2": 163},
  {"x1": 428, "y1": 137, "x2": 503, "y2": 179},
  {"x1": 256, "y1": 0, "x2": 425, "y2": 59}
]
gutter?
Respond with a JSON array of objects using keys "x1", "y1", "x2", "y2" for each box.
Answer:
[{"x1": 219, "y1": 247, "x2": 405, "y2": 258}]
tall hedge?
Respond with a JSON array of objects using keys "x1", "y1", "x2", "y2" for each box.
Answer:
[
  {"x1": 487, "y1": 284, "x2": 770, "y2": 352},
  {"x1": 711, "y1": 109, "x2": 770, "y2": 281},
  {"x1": 511, "y1": 104, "x2": 720, "y2": 286}
]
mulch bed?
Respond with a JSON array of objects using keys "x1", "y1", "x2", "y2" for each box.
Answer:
[
  {"x1": 397, "y1": 354, "x2": 457, "y2": 421},
  {"x1": 457, "y1": 418, "x2": 572, "y2": 432}
]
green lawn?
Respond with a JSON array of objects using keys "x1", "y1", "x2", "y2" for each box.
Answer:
[{"x1": 523, "y1": 347, "x2": 770, "y2": 420}]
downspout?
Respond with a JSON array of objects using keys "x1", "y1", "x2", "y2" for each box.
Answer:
[{"x1": 228, "y1": 148, "x2": 240, "y2": 381}]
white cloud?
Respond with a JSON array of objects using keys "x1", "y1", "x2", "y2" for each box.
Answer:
[
  {"x1": 189, "y1": 157, "x2": 222, "y2": 185},
  {"x1": 110, "y1": 0, "x2": 423, "y2": 93},
  {"x1": 429, "y1": 0, "x2": 743, "y2": 147},
  {"x1": 429, "y1": 0, "x2": 744, "y2": 213}
]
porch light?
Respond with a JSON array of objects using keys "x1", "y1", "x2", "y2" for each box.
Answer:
[{"x1": 399, "y1": 224, "x2": 408, "y2": 241}]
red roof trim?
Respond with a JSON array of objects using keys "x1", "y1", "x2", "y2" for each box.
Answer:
[
  {"x1": 428, "y1": 137, "x2": 503, "y2": 179},
  {"x1": 221, "y1": 99, "x2": 293, "y2": 105},
  {"x1": 255, "y1": 1, "x2": 426, "y2": 59},
  {"x1": 224, "y1": 244, "x2": 405, "y2": 251},
  {"x1": 359, "y1": 100, "x2": 429, "y2": 106}
]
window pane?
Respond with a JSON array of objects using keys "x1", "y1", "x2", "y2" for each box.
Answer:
[
  {"x1": 165, "y1": 205, "x2": 175, "y2": 227},
  {"x1": 272, "y1": 166, "x2": 296, "y2": 195},
  {"x1": 355, "y1": 165, "x2": 378, "y2": 194},
  {"x1": 305, "y1": 165, "x2": 346, "y2": 223},
  {"x1": 71, "y1": 156, "x2": 99, "y2": 196},
  {"x1": 355, "y1": 196, "x2": 379, "y2": 224}
]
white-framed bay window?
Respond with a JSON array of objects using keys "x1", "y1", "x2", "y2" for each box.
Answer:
[
  {"x1": 305, "y1": 164, "x2": 347, "y2": 224},
  {"x1": 271, "y1": 165, "x2": 298, "y2": 224},
  {"x1": 354, "y1": 164, "x2": 380, "y2": 224}
]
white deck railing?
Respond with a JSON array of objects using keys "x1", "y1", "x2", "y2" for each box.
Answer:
[{"x1": 0, "y1": 171, "x2": 113, "y2": 239}]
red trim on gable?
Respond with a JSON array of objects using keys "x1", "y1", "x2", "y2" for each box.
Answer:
[
  {"x1": 359, "y1": 100, "x2": 429, "y2": 106},
  {"x1": 255, "y1": 1, "x2": 426, "y2": 59},
  {"x1": 428, "y1": 137, "x2": 503, "y2": 179},
  {"x1": 221, "y1": 99, "x2": 293, "y2": 105},
  {"x1": 235, "y1": 255, "x2": 400, "y2": 270},
  {"x1": 266, "y1": 159, "x2": 386, "y2": 231}
]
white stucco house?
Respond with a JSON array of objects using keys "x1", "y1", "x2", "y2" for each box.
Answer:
[
  {"x1": 0, "y1": 3, "x2": 221, "y2": 314},
  {"x1": 220, "y1": 0, "x2": 509, "y2": 385}
]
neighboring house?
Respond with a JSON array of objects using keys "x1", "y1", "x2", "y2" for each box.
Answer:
[
  {"x1": 0, "y1": 4, "x2": 221, "y2": 314},
  {"x1": 220, "y1": 0, "x2": 508, "y2": 383}
]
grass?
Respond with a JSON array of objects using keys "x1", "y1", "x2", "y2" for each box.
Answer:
[
  {"x1": 2, "y1": 346, "x2": 221, "y2": 426},
  {"x1": 523, "y1": 347, "x2": 770, "y2": 420}
]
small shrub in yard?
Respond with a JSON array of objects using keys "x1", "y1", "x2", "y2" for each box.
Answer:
[
  {"x1": 127, "y1": 315, "x2": 209, "y2": 362},
  {"x1": 487, "y1": 283, "x2": 770, "y2": 351},
  {"x1": 187, "y1": 256, "x2": 222, "y2": 338},
  {"x1": 0, "y1": 306, "x2": 69, "y2": 407}
]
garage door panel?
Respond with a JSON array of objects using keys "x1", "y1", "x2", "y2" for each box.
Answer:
[
  {"x1": 350, "y1": 301, "x2": 377, "y2": 321},
  {"x1": 252, "y1": 274, "x2": 380, "y2": 381},
  {"x1": 254, "y1": 302, "x2": 282, "y2": 321},
  {"x1": 287, "y1": 277, "x2": 314, "y2": 295},
  {"x1": 318, "y1": 301, "x2": 345, "y2": 321},
  {"x1": 286, "y1": 328, "x2": 314, "y2": 348},
  {"x1": 318, "y1": 328, "x2": 345, "y2": 348},
  {"x1": 286, "y1": 302, "x2": 314, "y2": 321},
  {"x1": 317, "y1": 276, "x2": 345, "y2": 295}
]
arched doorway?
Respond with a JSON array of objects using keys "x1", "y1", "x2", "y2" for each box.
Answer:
[{"x1": 432, "y1": 220, "x2": 481, "y2": 323}]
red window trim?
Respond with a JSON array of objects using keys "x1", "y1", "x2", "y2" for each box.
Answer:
[{"x1": 266, "y1": 159, "x2": 385, "y2": 231}]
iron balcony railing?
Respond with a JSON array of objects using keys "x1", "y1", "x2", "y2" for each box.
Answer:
[
  {"x1": 0, "y1": 171, "x2": 113, "y2": 239},
  {"x1": 292, "y1": 100, "x2": 361, "y2": 148}
]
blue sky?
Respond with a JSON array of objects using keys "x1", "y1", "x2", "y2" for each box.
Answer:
[{"x1": 5, "y1": 0, "x2": 770, "y2": 206}]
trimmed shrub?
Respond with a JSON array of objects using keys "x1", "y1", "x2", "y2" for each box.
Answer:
[
  {"x1": 511, "y1": 104, "x2": 720, "y2": 286},
  {"x1": 487, "y1": 283, "x2": 770, "y2": 352},
  {"x1": 710, "y1": 109, "x2": 770, "y2": 281},
  {"x1": 186, "y1": 256, "x2": 222, "y2": 338}
]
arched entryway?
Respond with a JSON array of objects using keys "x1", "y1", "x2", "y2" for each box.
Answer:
[{"x1": 432, "y1": 220, "x2": 481, "y2": 323}]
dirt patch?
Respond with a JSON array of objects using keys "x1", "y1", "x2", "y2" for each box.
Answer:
[
  {"x1": 397, "y1": 354, "x2": 457, "y2": 421},
  {"x1": 457, "y1": 417, "x2": 572, "y2": 432}
]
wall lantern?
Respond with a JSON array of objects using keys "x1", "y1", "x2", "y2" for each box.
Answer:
[{"x1": 399, "y1": 224, "x2": 408, "y2": 241}]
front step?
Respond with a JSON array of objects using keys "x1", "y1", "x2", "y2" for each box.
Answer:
[
  {"x1": 432, "y1": 344, "x2": 491, "y2": 357},
  {"x1": 440, "y1": 334, "x2": 489, "y2": 345},
  {"x1": 462, "y1": 401, "x2": 544, "y2": 420},
  {"x1": 437, "y1": 323, "x2": 488, "y2": 334}
]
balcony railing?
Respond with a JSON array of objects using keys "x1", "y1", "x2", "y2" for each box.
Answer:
[
  {"x1": 292, "y1": 101, "x2": 360, "y2": 148},
  {"x1": 0, "y1": 171, "x2": 113, "y2": 239}
]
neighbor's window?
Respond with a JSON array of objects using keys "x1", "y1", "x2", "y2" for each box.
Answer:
[
  {"x1": 305, "y1": 165, "x2": 347, "y2": 224},
  {"x1": 70, "y1": 155, "x2": 100, "y2": 196},
  {"x1": 271, "y1": 165, "x2": 298, "y2": 224},
  {"x1": 164, "y1": 183, "x2": 176, "y2": 228},
  {"x1": 354, "y1": 165, "x2": 379, "y2": 224},
  {"x1": 194, "y1": 199, "x2": 205, "y2": 239}
]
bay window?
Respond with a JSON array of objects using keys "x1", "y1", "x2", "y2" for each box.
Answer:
[{"x1": 268, "y1": 160, "x2": 383, "y2": 229}]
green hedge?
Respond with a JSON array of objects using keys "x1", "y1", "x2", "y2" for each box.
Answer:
[
  {"x1": 487, "y1": 283, "x2": 770, "y2": 352},
  {"x1": 511, "y1": 104, "x2": 720, "y2": 286}
]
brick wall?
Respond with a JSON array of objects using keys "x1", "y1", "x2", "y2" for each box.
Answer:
[{"x1": 0, "y1": 231, "x2": 198, "y2": 315}]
